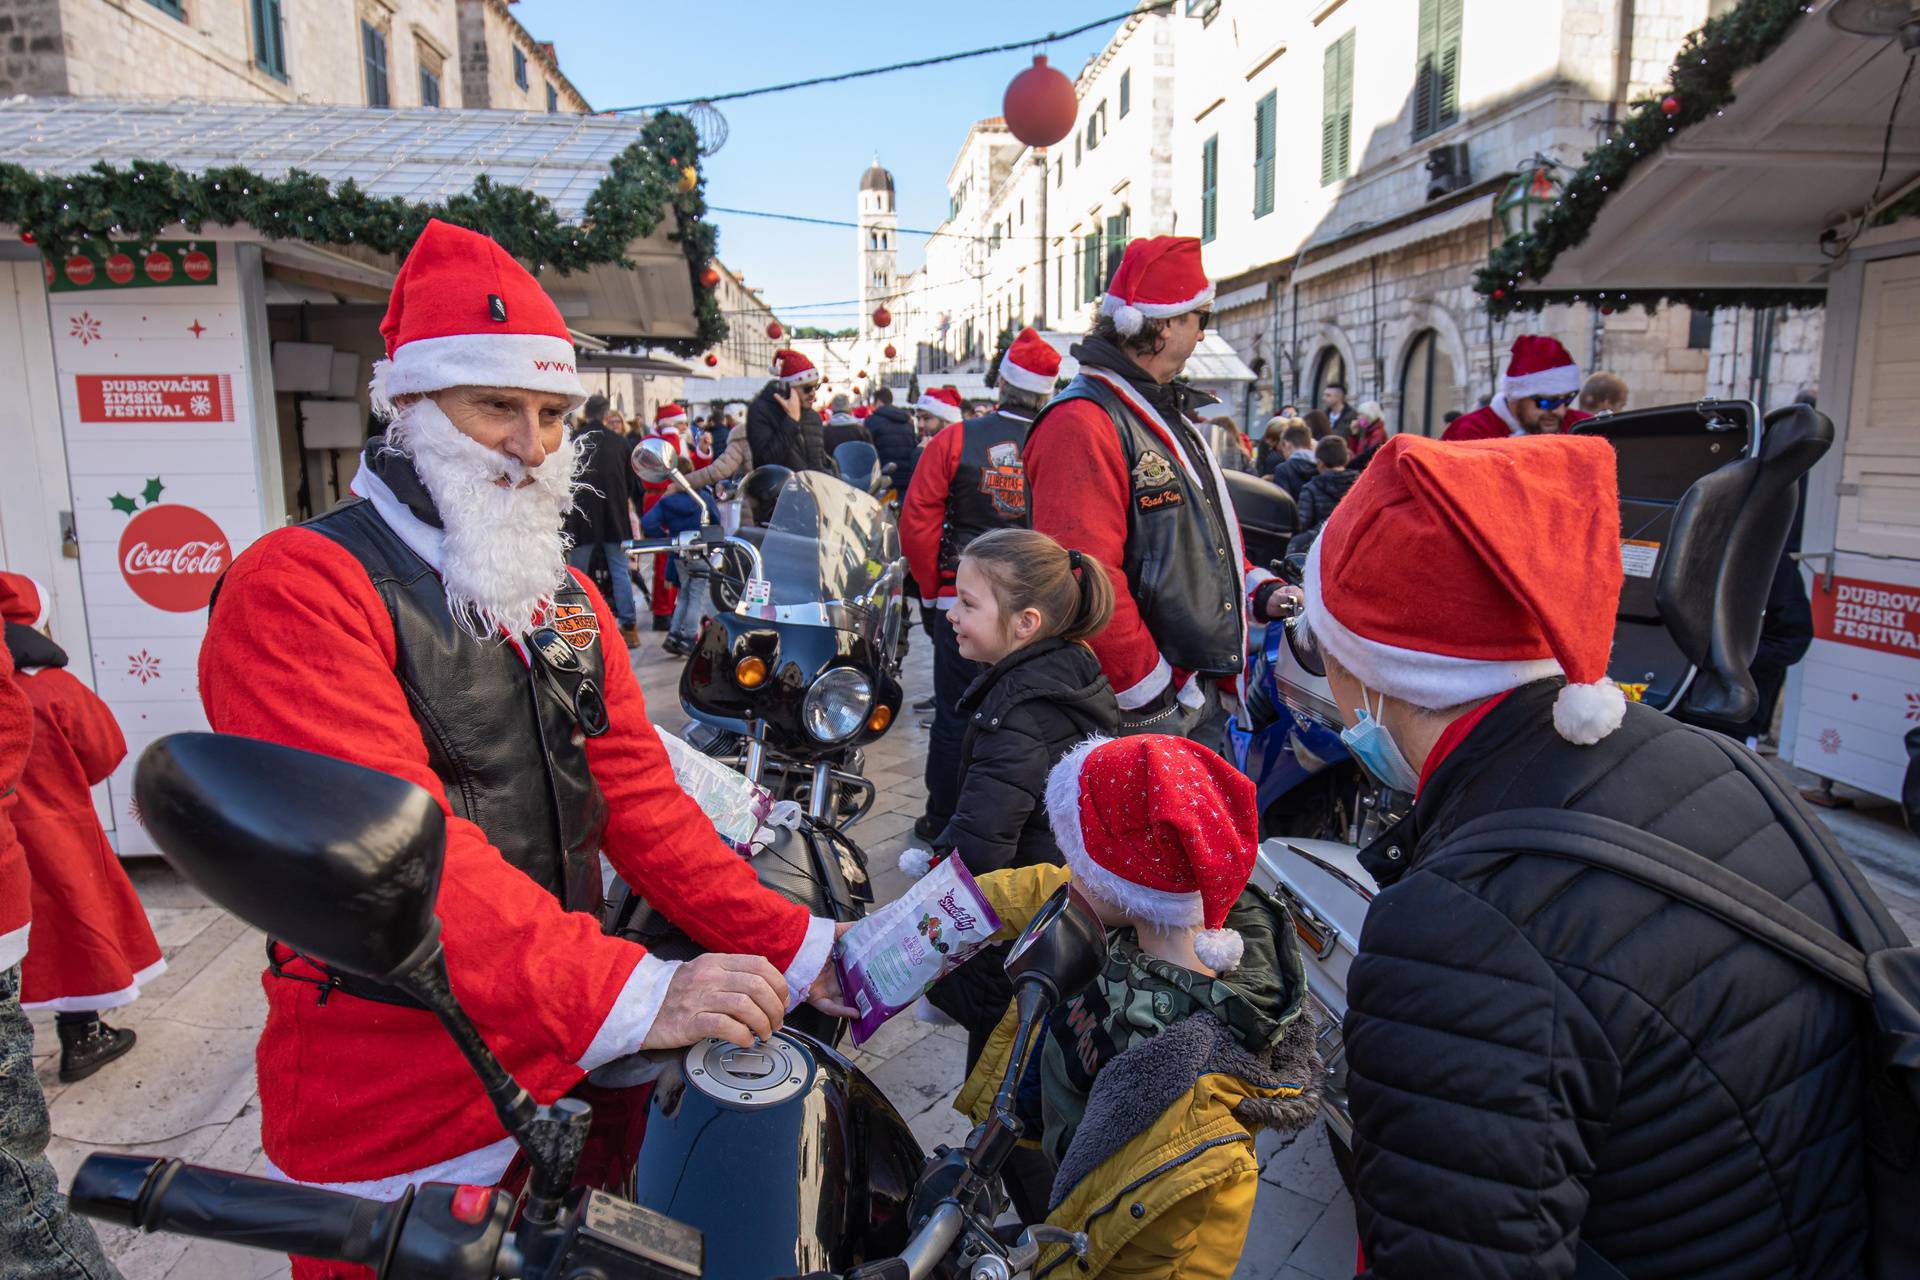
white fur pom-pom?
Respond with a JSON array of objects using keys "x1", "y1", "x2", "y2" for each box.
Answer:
[
  {"x1": 1553, "y1": 680, "x2": 1626, "y2": 745},
  {"x1": 897, "y1": 846, "x2": 935, "y2": 879},
  {"x1": 1113, "y1": 302, "x2": 1145, "y2": 337},
  {"x1": 1193, "y1": 927, "x2": 1244, "y2": 973}
]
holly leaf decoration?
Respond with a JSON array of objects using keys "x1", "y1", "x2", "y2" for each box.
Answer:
[
  {"x1": 109, "y1": 492, "x2": 138, "y2": 514},
  {"x1": 141, "y1": 476, "x2": 165, "y2": 505}
]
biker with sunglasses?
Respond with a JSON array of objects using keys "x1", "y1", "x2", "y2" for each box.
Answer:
[{"x1": 1442, "y1": 335, "x2": 1591, "y2": 441}]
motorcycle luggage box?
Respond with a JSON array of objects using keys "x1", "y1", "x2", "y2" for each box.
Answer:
[{"x1": 1224, "y1": 470, "x2": 1299, "y2": 571}]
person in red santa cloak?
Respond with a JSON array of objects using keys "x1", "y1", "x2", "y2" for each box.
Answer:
[
  {"x1": 197, "y1": 219, "x2": 853, "y2": 1280},
  {"x1": 899, "y1": 329, "x2": 1056, "y2": 841},
  {"x1": 0, "y1": 573, "x2": 119, "y2": 1278},
  {"x1": 1024, "y1": 237, "x2": 1294, "y2": 754},
  {"x1": 0, "y1": 573, "x2": 162, "y2": 1084},
  {"x1": 1440, "y1": 334, "x2": 1592, "y2": 442},
  {"x1": 634, "y1": 402, "x2": 690, "y2": 630}
]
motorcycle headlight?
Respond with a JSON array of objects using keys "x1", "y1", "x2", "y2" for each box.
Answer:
[{"x1": 802, "y1": 668, "x2": 873, "y2": 744}]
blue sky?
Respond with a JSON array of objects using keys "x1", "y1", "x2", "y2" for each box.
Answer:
[{"x1": 514, "y1": 1, "x2": 1131, "y2": 328}]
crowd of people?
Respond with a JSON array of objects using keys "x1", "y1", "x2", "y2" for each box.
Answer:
[{"x1": 3, "y1": 219, "x2": 1907, "y2": 1280}]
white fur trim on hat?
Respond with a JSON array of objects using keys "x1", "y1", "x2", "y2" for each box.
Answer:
[
  {"x1": 1302, "y1": 537, "x2": 1563, "y2": 712},
  {"x1": 998, "y1": 356, "x2": 1056, "y2": 395},
  {"x1": 1552, "y1": 680, "x2": 1627, "y2": 745},
  {"x1": 1044, "y1": 737, "x2": 1205, "y2": 929},
  {"x1": 1100, "y1": 282, "x2": 1217, "y2": 335},
  {"x1": 370, "y1": 332, "x2": 586, "y2": 410},
  {"x1": 898, "y1": 847, "x2": 936, "y2": 879},
  {"x1": 1193, "y1": 928, "x2": 1244, "y2": 972},
  {"x1": 1501, "y1": 363, "x2": 1582, "y2": 400},
  {"x1": 778, "y1": 368, "x2": 821, "y2": 388},
  {"x1": 914, "y1": 395, "x2": 963, "y2": 425}
]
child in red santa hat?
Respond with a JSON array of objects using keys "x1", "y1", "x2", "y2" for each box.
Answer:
[
  {"x1": 1, "y1": 572, "x2": 163, "y2": 1082},
  {"x1": 946, "y1": 733, "x2": 1319, "y2": 1271}
]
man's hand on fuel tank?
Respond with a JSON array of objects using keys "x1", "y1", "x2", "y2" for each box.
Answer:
[
  {"x1": 805, "y1": 921, "x2": 860, "y2": 1020},
  {"x1": 643, "y1": 952, "x2": 789, "y2": 1050}
]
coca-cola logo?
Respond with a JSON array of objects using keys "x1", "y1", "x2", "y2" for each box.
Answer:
[
  {"x1": 182, "y1": 250, "x2": 212, "y2": 281},
  {"x1": 105, "y1": 253, "x2": 134, "y2": 284},
  {"x1": 65, "y1": 255, "x2": 94, "y2": 286},
  {"x1": 116, "y1": 504, "x2": 230, "y2": 612},
  {"x1": 144, "y1": 251, "x2": 173, "y2": 283}
]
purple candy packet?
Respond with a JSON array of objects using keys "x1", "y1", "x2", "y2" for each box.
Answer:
[{"x1": 835, "y1": 857, "x2": 1002, "y2": 1044}]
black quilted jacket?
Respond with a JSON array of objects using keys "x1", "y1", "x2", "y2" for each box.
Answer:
[{"x1": 1345, "y1": 679, "x2": 1871, "y2": 1280}]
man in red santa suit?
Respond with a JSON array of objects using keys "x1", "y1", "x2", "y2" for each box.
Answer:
[
  {"x1": 1, "y1": 574, "x2": 163, "y2": 1083},
  {"x1": 1025, "y1": 237, "x2": 1295, "y2": 752},
  {"x1": 636, "y1": 401, "x2": 690, "y2": 629},
  {"x1": 1441, "y1": 334, "x2": 1592, "y2": 442},
  {"x1": 198, "y1": 220, "x2": 851, "y2": 1279}
]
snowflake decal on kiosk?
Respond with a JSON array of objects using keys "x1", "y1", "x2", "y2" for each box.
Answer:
[
  {"x1": 1817, "y1": 727, "x2": 1842, "y2": 755},
  {"x1": 128, "y1": 649, "x2": 161, "y2": 684}
]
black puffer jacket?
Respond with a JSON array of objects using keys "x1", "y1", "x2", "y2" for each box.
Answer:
[
  {"x1": 745, "y1": 384, "x2": 835, "y2": 474},
  {"x1": 560, "y1": 422, "x2": 634, "y2": 544},
  {"x1": 1345, "y1": 680, "x2": 1870, "y2": 1280},
  {"x1": 937, "y1": 637, "x2": 1119, "y2": 874},
  {"x1": 869, "y1": 404, "x2": 919, "y2": 492},
  {"x1": 1286, "y1": 467, "x2": 1359, "y2": 554}
]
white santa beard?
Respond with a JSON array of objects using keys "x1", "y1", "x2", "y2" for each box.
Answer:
[{"x1": 382, "y1": 397, "x2": 581, "y2": 641}]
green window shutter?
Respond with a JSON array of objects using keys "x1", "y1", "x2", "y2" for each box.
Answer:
[
  {"x1": 1414, "y1": 0, "x2": 1462, "y2": 139},
  {"x1": 1321, "y1": 33, "x2": 1354, "y2": 186},
  {"x1": 1201, "y1": 135, "x2": 1218, "y2": 244},
  {"x1": 1106, "y1": 212, "x2": 1128, "y2": 278},
  {"x1": 1084, "y1": 230, "x2": 1103, "y2": 302},
  {"x1": 251, "y1": 0, "x2": 286, "y2": 80},
  {"x1": 1120, "y1": 69, "x2": 1131, "y2": 118},
  {"x1": 1437, "y1": 0, "x2": 1463, "y2": 128},
  {"x1": 1253, "y1": 92, "x2": 1276, "y2": 218}
]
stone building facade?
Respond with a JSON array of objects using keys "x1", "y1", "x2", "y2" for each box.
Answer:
[{"x1": 455, "y1": 0, "x2": 586, "y2": 113}]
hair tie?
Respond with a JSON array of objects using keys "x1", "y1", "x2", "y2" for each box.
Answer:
[{"x1": 1068, "y1": 549, "x2": 1083, "y2": 574}]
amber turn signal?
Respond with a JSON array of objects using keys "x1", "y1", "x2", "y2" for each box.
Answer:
[
  {"x1": 735, "y1": 656, "x2": 768, "y2": 689},
  {"x1": 866, "y1": 705, "x2": 893, "y2": 734}
]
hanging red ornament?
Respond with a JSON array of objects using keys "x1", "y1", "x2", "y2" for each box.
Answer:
[
  {"x1": 19, "y1": 230, "x2": 34, "y2": 245},
  {"x1": 699, "y1": 266, "x2": 721, "y2": 289},
  {"x1": 1599, "y1": 305, "x2": 1615, "y2": 316},
  {"x1": 857, "y1": 369, "x2": 868, "y2": 379},
  {"x1": 1661, "y1": 94, "x2": 1681, "y2": 117},
  {"x1": 767, "y1": 321, "x2": 783, "y2": 339},
  {"x1": 871, "y1": 304, "x2": 891, "y2": 329},
  {"x1": 1003, "y1": 55, "x2": 1078, "y2": 148},
  {"x1": 705, "y1": 353, "x2": 719, "y2": 367},
  {"x1": 884, "y1": 344, "x2": 897, "y2": 359},
  {"x1": 1492, "y1": 288, "x2": 1507, "y2": 300}
]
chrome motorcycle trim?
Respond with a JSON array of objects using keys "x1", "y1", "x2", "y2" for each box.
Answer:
[{"x1": 1277, "y1": 842, "x2": 1378, "y2": 904}]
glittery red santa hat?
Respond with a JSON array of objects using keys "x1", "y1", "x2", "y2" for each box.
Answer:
[
  {"x1": 0, "y1": 572, "x2": 48, "y2": 627},
  {"x1": 1099, "y1": 236, "x2": 1215, "y2": 338},
  {"x1": 1000, "y1": 326, "x2": 1062, "y2": 395},
  {"x1": 1045, "y1": 734, "x2": 1258, "y2": 972},
  {"x1": 914, "y1": 385, "x2": 963, "y2": 424},
  {"x1": 771, "y1": 348, "x2": 821, "y2": 387},
  {"x1": 1303, "y1": 432, "x2": 1627, "y2": 744},
  {"x1": 371, "y1": 218, "x2": 584, "y2": 409},
  {"x1": 1501, "y1": 335, "x2": 1582, "y2": 400}
]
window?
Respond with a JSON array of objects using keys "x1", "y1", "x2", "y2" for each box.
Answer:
[
  {"x1": 1253, "y1": 91, "x2": 1277, "y2": 218},
  {"x1": 1688, "y1": 308, "x2": 1715, "y2": 350},
  {"x1": 1083, "y1": 229, "x2": 1103, "y2": 303},
  {"x1": 1055, "y1": 158, "x2": 1064, "y2": 188},
  {"x1": 250, "y1": 0, "x2": 286, "y2": 79},
  {"x1": 1018, "y1": 199, "x2": 1025, "y2": 226},
  {"x1": 1399, "y1": 329, "x2": 1457, "y2": 438},
  {"x1": 990, "y1": 224, "x2": 1002, "y2": 252},
  {"x1": 146, "y1": 0, "x2": 184, "y2": 19},
  {"x1": 361, "y1": 21, "x2": 390, "y2": 108},
  {"x1": 1105, "y1": 209, "x2": 1130, "y2": 280},
  {"x1": 1186, "y1": 0, "x2": 1220, "y2": 22},
  {"x1": 1311, "y1": 347, "x2": 1347, "y2": 409},
  {"x1": 546, "y1": 83, "x2": 559, "y2": 113},
  {"x1": 419, "y1": 65, "x2": 440, "y2": 106},
  {"x1": 1072, "y1": 236, "x2": 1084, "y2": 308},
  {"x1": 1412, "y1": 0, "x2": 1463, "y2": 140},
  {"x1": 1120, "y1": 69, "x2": 1131, "y2": 118},
  {"x1": 1321, "y1": 31, "x2": 1356, "y2": 186},
  {"x1": 513, "y1": 45, "x2": 529, "y2": 90},
  {"x1": 1200, "y1": 135, "x2": 1219, "y2": 244},
  {"x1": 1075, "y1": 131, "x2": 1083, "y2": 166}
]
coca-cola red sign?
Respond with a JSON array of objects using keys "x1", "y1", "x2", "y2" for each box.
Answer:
[{"x1": 117, "y1": 504, "x2": 230, "y2": 612}]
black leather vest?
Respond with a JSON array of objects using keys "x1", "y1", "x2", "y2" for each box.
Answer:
[
  {"x1": 939, "y1": 410, "x2": 1032, "y2": 574},
  {"x1": 1034, "y1": 374, "x2": 1244, "y2": 676},
  {"x1": 303, "y1": 497, "x2": 608, "y2": 913}
]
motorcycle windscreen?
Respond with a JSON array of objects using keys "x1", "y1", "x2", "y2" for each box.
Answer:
[{"x1": 755, "y1": 471, "x2": 905, "y2": 642}]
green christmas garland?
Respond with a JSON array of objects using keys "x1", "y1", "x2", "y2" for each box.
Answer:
[
  {"x1": 0, "y1": 111, "x2": 726, "y2": 357},
  {"x1": 1475, "y1": 0, "x2": 1814, "y2": 317}
]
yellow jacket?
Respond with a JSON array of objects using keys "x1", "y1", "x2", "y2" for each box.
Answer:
[{"x1": 956, "y1": 864, "x2": 1321, "y2": 1279}]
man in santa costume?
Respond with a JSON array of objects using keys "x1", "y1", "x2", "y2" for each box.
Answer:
[
  {"x1": 634, "y1": 401, "x2": 692, "y2": 631},
  {"x1": 1307, "y1": 433, "x2": 1880, "y2": 1279},
  {"x1": 0, "y1": 573, "x2": 118, "y2": 1278},
  {"x1": 1025, "y1": 237, "x2": 1294, "y2": 750},
  {"x1": 1441, "y1": 334, "x2": 1592, "y2": 441},
  {"x1": 1, "y1": 574, "x2": 162, "y2": 1083},
  {"x1": 199, "y1": 220, "x2": 850, "y2": 1278},
  {"x1": 899, "y1": 329, "x2": 1055, "y2": 841},
  {"x1": 747, "y1": 349, "x2": 834, "y2": 474}
]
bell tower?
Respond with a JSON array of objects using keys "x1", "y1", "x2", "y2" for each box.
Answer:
[{"x1": 858, "y1": 157, "x2": 896, "y2": 343}]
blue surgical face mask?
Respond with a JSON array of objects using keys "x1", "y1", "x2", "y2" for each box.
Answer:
[{"x1": 1340, "y1": 686, "x2": 1421, "y2": 795}]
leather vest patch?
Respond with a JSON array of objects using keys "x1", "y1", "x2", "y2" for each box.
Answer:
[{"x1": 941, "y1": 410, "x2": 1033, "y2": 572}]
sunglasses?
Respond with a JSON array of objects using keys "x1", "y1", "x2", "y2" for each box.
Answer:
[
  {"x1": 1192, "y1": 309, "x2": 1212, "y2": 333},
  {"x1": 1529, "y1": 394, "x2": 1575, "y2": 411}
]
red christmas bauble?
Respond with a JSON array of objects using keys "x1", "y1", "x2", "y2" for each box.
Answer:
[
  {"x1": 884, "y1": 343, "x2": 897, "y2": 359},
  {"x1": 1003, "y1": 56, "x2": 1078, "y2": 148},
  {"x1": 857, "y1": 369, "x2": 868, "y2": 379},
  {"x1": 705, "y1": 353, "x2": 718, "y2": 367},
  {"x1": 871, "y1": 305, "x2": 891, "y2": 329},
  {"x1": 1661, "y1": 94, "x2": 1681, "y2": 117},
  {"x1": 700, "y1": 266, "x2": 721, "y2": 289},
  {"x1": 19, "y1": 230, "x2": 34, "y2": 245},
  {"x1": 1600, "y1": 305, "x2": 1615, "y2": 316},
  {"x1": 767, "y1": 321, "x2": 783, "y2": 340},
  {"x1": 1493, "y1": 288, "x2": 1507, "y2": 300}
]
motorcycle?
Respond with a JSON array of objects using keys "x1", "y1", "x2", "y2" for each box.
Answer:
[
  {"x1": 1248, "y1": 398, "x2": 1835, "y2": 1176},
  {"x1": 71, "y1": 732, "x2": 1108, "y2": 1279}
]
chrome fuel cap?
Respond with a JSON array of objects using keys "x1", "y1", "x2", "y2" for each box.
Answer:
[{"x1": 684, "y1": 1032, "x2": 812, "y2": 1109}]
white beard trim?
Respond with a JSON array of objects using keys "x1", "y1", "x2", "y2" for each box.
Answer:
[{"x1": 382, "y1": 397, "x2": 580, "y2": 642}]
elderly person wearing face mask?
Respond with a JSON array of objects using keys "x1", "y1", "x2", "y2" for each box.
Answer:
[{"x1": 198, "y1": 221, "x2": 853, "y2": 1280}]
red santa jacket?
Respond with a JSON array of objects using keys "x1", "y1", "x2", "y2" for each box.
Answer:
[
  {"x1": 200, "y1": 525, "x2": 824, "y2": 1193},
  {"x1": 0, "y1": 644, "x2": 32, "y2": 971},
  {"x1": 1442, "y1": 396, "x2": 1592, "y2": 442}
]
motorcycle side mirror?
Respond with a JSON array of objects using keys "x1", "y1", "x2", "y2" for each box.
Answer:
[
  {"x1": 134, "y1": 733, "x2": 444, "y2": 983},
  {"x1": 634, "y1": 437, "x2": 678, "y2": 483},
  {"x1": 1004, "y1": 883, "x2": 1109, "y2": 1007}
]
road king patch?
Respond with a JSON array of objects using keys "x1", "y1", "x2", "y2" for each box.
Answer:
[
  {"x1": 549, "y1": 601, "x2": 600, "y2": 650},
  {"x1": 1131, "y1": 449, "x2": 1177, "y2": 490}
]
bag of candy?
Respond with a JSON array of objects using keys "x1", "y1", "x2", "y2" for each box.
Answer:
[
  {"x1": 655, "y1": 728, "x2": 773, "y2": 853},
  {"x1": 835, "y1": 856, "x2": 1002, "y2": 1044}
]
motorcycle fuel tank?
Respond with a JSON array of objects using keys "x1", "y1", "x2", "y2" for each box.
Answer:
[{"x1": 626, "y1": 1028, "x2": 924, "y2": 1277}]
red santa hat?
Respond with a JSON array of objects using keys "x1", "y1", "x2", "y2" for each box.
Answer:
[
  {"x1": 655, "y1": 402, "x2": 686, "y2": 427},
  {"x1": 771, "y1": 349, "x2": 820, "y2": 387},
  {"x1": 1303, "y1": 433, "x2": 1628, "y2": 745},
  {"x1": 0, "y1": 572, "x2": 49, "y2": 627},
  {"x1": 999, "y1": 326, "x2": 1062, "y2": 395},
  {"x1": 851, "y1": 404, "x2": 872, "y2": 420},
  {"x1": 914, "y1": 386, "x2": 964, "y2": 425},
  {"x1": 1099, "y1": 236, "x2": 1215, "y2": 338},
  {"x1": 371, "y1": 218, "x2": 585, "y2": 409},
  {"x1": 1045, "y1": 734, "x2": 1258, "y2": 972},
  {"x1": 1501, "y1": 335, "x2": 1582, "y2": 401}
]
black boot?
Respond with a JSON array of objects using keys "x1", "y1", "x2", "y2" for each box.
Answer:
[{"x1": 56, "y1": 1014, "x2": 137, "y2": 1083}]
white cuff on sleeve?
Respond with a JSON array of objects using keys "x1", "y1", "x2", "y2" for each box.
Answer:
[
  {"x1": 782, "y1": 915, "x2": 839, "y2": 1012},
  {"x1": 1114, "y1": 654, "x2": 1173, "y2": 710},
  {"x1": 576, "y1": 953, "x2": 682, "y2": 1070},
  {"x1": 1176, "y1": 675, "x2": 1207, "y2": 710},
  {"x1": 1245, "y1": 565, "x2": 1277, "y2": 595}
]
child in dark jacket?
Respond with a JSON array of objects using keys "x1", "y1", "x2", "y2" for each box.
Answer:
[
  {"x1": 1287, "y1": 433, "x2": 1360, "y2": 555},
  {"x1": 640, "y1": 459, "x2": 721, "y2": 652}
]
